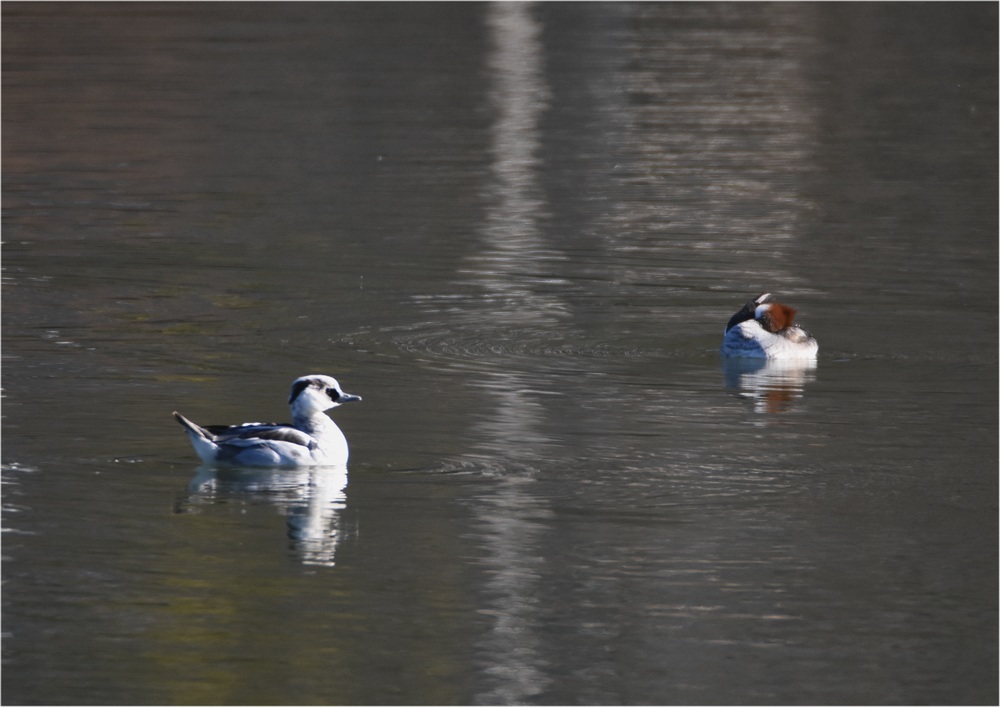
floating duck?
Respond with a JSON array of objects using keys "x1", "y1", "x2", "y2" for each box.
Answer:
[
  {"x1": 722, "y1": 293, "x2": 818, "y2": 359},
  {"x1": 173, "y1": 374, "x2": 360, "y2": 467}
]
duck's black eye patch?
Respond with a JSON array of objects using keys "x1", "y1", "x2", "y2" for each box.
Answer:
[
  {"x1": 289, "y1": 380, "x2": 311, "y2": 404},
  {"x1": 327, "y1": 388, "x2": 340, "y2": 400}
]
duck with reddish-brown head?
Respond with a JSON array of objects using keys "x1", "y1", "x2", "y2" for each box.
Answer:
[{"x1": 722, "y1": 293, "x2": 818, "y2": 359}]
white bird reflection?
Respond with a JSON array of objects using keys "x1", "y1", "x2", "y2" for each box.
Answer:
[
  {"x1": 179, "y1": 465, "x2": 350, "y2": 567},
  {"x1": 722, "y1": 356, "x2": 817, "y2": 415}
]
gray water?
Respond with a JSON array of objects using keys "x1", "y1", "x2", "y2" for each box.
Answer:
[{"x1": 2, "y1": 3, "x2": 997, "y2": 705}]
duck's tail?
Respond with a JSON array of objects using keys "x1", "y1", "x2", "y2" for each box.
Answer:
[
  {"x1": 172, "y1": 412, "x2": 219, "y2": 463},
  {"x1": 173, "y1": 411, "x2": 213, "y2": 438}
]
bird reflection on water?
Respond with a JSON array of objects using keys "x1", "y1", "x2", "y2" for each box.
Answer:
[
  {"x1": 722, "y1": 357, "x2": 818, "y2": 415},
  {"x1": 177, "y1": 465, "x2": 351, "y2": 567}
]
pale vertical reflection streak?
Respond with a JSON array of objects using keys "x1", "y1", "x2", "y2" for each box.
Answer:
[
  {"x1": 469, "y1": 0, "x2": 563, "y2": 323},
  {"x1": 471, "y1": 3, "x2": 556, "y2": 704}
]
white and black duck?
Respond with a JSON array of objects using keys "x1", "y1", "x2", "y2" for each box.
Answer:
[{"x1": 173, "y1": 374, "x2": 361, "y2": 467}]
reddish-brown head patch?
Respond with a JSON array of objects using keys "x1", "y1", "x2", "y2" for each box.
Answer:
[{"x1": 757, "y1": 303, "x2": 797, "y2": 333}]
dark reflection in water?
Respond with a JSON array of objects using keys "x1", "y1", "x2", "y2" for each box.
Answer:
[{"x1": 3, "y1": 2, "x2": 996, "y2": 705}]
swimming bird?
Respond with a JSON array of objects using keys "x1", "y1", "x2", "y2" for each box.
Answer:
[
  {"x1": 173, "y1": 374, "x2": 361, "y2": 467},
  {"x1": 721, "y1": 293, "x2": 818, "y2": 359}
]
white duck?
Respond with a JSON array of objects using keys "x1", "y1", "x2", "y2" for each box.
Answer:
[
  {"x1": 722, "y1": 293, "x2": 818, "y2": 359},
  {"x1": 173, "y1": 374, "x2": 361, "y2": 467}
]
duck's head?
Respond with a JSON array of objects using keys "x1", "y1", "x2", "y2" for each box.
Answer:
[
  {"x1": 289, "y1": 374, "x2": 362, "y2": 415},
  {"x1": 725, "y1": 292, "x2": 773, "y2": 332},
  {"x1": 754, "y1": 301, "x2": 798, "y2": 333}
]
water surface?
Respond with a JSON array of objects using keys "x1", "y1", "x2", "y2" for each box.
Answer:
[{"x1": 3, "y1": 3, "x2": 997, "y2": 705}]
